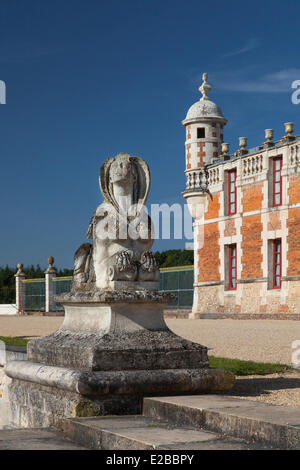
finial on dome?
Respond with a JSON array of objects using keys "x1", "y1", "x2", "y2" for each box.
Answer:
[{"x1": 199, "y1": 73, "x2": 211, "y2": 101}]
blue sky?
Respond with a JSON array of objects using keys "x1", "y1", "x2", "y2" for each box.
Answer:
[{"x1": 1, "y1": 0, "x2": 300, "y2": 269}]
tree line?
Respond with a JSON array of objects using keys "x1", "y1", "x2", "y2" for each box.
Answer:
[{"x1": 0, "y1": 250, "x2": 194, "y2": 304}]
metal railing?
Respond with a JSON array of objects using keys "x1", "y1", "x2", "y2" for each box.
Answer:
[{"x1": 21, "y1": 266, "x2": 195, "y2": 312}]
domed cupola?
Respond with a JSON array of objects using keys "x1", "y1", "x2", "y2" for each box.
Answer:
[{"x1": 182, "y1": 73, "x2": 227, "y2": 170}]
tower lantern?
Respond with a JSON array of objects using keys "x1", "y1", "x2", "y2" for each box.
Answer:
[{"x1": 182, "y1": 73, "x2": 227, "y2": 172}]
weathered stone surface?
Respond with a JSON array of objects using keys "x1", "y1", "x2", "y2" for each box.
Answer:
[
  {"x1": 7, "y1": 287, "x2": 234, "y2": 428},
  {"x1": 6, "y1": 362, "x2": 234, "y2": 428},
  {"x1": 143, "y1": 395, "x2": 300, "y2": 450},
  {"x1": 27, "y1": 292, "x2": 206, "y2": 371},
  {"x1": 62, "y1": 415, "x2": 271, "y2": 450},
  {"x1": 0, "y1": 345, "x2": 27, "y2": 367},
  {"x1": 6, "y1": 361, "x2": 233, "y2": 396},
  {"x1": 27, "y1": 330, "x2": 208, "y2": 371},
  {"x1": 55, "y1": 289, "x2": 175, "y2": 304},
  {"x1": 0, "y1": 428, "x2": 87, "y2": 450},
  {"x1": 8, "y1": 379, "x2": 141, "y2": 428}
]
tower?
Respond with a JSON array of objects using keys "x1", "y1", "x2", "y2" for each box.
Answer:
[
  {"x1": 182, "y1": 73, "x2": 227, "y2": 172},
  {"x1": 182, "y1": 74, "x2": 227, "y2": 314}
]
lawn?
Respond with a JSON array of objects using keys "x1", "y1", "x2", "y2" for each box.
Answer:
[
  {"x1": 209, "y1": 355, "x2": 290, "y2": 375},
  {"x1": 0, "y1": 336, "x2": 29, "y2": 347}
]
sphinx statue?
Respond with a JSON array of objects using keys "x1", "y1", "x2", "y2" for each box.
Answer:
[
  {"x1": 6, "y1": 152, "x2": 234, "y2": 429},
  {"x1": 72, "y1": 152, "x2": 160, "y2": 291}
]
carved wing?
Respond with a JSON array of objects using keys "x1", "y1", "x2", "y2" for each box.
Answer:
[{"x1": 86, "y1": 213, "x2": 95, "y2": 239}]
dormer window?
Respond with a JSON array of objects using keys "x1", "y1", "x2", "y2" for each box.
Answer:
[{"x1": 197, "y1": 128, "x2": 205, "y2": 139}]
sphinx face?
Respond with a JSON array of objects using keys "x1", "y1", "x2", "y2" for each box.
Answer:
[{"x1": 110, "y1": 156, "x2": 134, "y2": 185}]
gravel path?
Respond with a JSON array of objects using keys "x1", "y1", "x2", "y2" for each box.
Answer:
[
  {"x1": 0, "y1": 315, "x2": 62, "y2": 340},
  {"x1": 166, "y1": 318, "x2": 300, "y2": 365},
  {"x1": 224, "y1": 370, "x2": 300, "y2": 408}
]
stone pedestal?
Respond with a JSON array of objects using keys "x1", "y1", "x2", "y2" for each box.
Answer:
[
  {"x1": 45, "y1": 256, "x2": 57, "y2": 313},
  {"x1": 14, "y1": 264, "x2": 25, "y2": 314},
  {"x1": 5, "y1": 290, "x2": 234, "y2": 428}
]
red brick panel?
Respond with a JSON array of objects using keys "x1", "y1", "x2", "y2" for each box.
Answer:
[
  {"x1": 185, "y1": 143, "x2": 191, "y2": 170},
  {"x1": 268, "y1": 212, "x2": 281, "y2": 231},
  {"x1": 242, "y1": 183, "x2": 263, "y2": 212},
  {"x1": 278, "y1": 304, "x2": 289, "y2": 313},
  {"x1": 205, "y1": 192, "x2": 220, "y2": 220},
  {"x1": 224, "y1": 219, "x2": 237, "y2": 237},
  {"x1": 288, "y1": 174, "x2": 300, "y2": 205},
  {"x1": 287, "y1": 208, "x2": 300, "y2": 276},
  {"x1": 197, "y1": 142, "x2": 205, "y2": 167},
  {"x1": 186, "y1": 125, "x2": 191, "y2": 140},
  {"x1": 198, "y1": 222, "x2": 220, "y2": 282},
  {"x1": 241, "y1": 214, "x2": 263, "y2": 279}
]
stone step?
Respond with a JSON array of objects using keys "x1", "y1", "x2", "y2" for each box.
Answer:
[
  {"x1": 0, "y1": 428, "x2": 88, "y2": 450},
  {"x1": 143, "y1": 395, "x2": 300, "y2": 450},
  {"x1": 62, "y1": 415, "x2": 269, "y2": 450}
]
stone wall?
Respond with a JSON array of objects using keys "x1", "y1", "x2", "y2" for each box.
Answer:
[
  {"x1": 194, "y1": 280, "x2": 300, "y2": 315},
  {"x1": 0, "y1": 367, "x2": 10, "y2": 428}
]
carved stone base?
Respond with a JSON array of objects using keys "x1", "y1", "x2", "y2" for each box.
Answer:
[
  {"x1": 27, "y1": 290, "x2": 196, "y2": 371},
  {"x1": 5, "y1": 291, "x2": 235, "y2": 428},
  {"x1": 6, "y1": 365, "x2": 235, "y2": 429}
]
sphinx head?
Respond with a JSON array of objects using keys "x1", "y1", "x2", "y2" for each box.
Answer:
[
  {"x1": 109, "y1": 153, "x2": 137, "y2": 187},
  {"x1": 100, "y1": 152, "x2": 150, "y2": 214}
]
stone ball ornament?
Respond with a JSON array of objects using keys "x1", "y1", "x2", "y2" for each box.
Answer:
[{"x1": 48, "y1": 256, "x2": 54, "y2": 266}]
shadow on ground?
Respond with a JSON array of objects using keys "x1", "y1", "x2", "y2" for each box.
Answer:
[{"x1": 224, "y1": 374, "x2": 300, "y2": 398}]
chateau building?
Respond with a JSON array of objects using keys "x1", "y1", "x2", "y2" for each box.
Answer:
[{"x1": 183, "y1": 74, "x2": 300, "y2": 316}]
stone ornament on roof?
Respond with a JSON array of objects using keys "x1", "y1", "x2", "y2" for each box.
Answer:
[
  {"x1": 199, "y1": 73, "x2": 211, "y2": 101},
  {"x1": 183, "y1": 73, "x2": 226, "y2": 122}
]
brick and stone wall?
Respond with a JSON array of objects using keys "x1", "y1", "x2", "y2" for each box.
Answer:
[{"x1": 190, "y1": 140, "x2": 300, "y2": 316}]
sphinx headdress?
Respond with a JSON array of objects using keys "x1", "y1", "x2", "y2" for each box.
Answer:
[{"x1": 99, "y1": 153, "x2": 151, "y2": 215}]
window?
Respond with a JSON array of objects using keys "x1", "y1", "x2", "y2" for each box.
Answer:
[
  {"x1": 273, "y1": 157, "x2": 282, "y2": 207},
  {"x1": 273, "y1": 239, "x2": 282, "y2": 289},
  {"x1": 197, "y1": 127, "x2": 205, "y2": 138},
  {"x1": 228, "y1": 169, "x2": 237, "y2": 215},
  {"x1": 229, "y1": 244, "x2": 237, "y2": 290}
]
